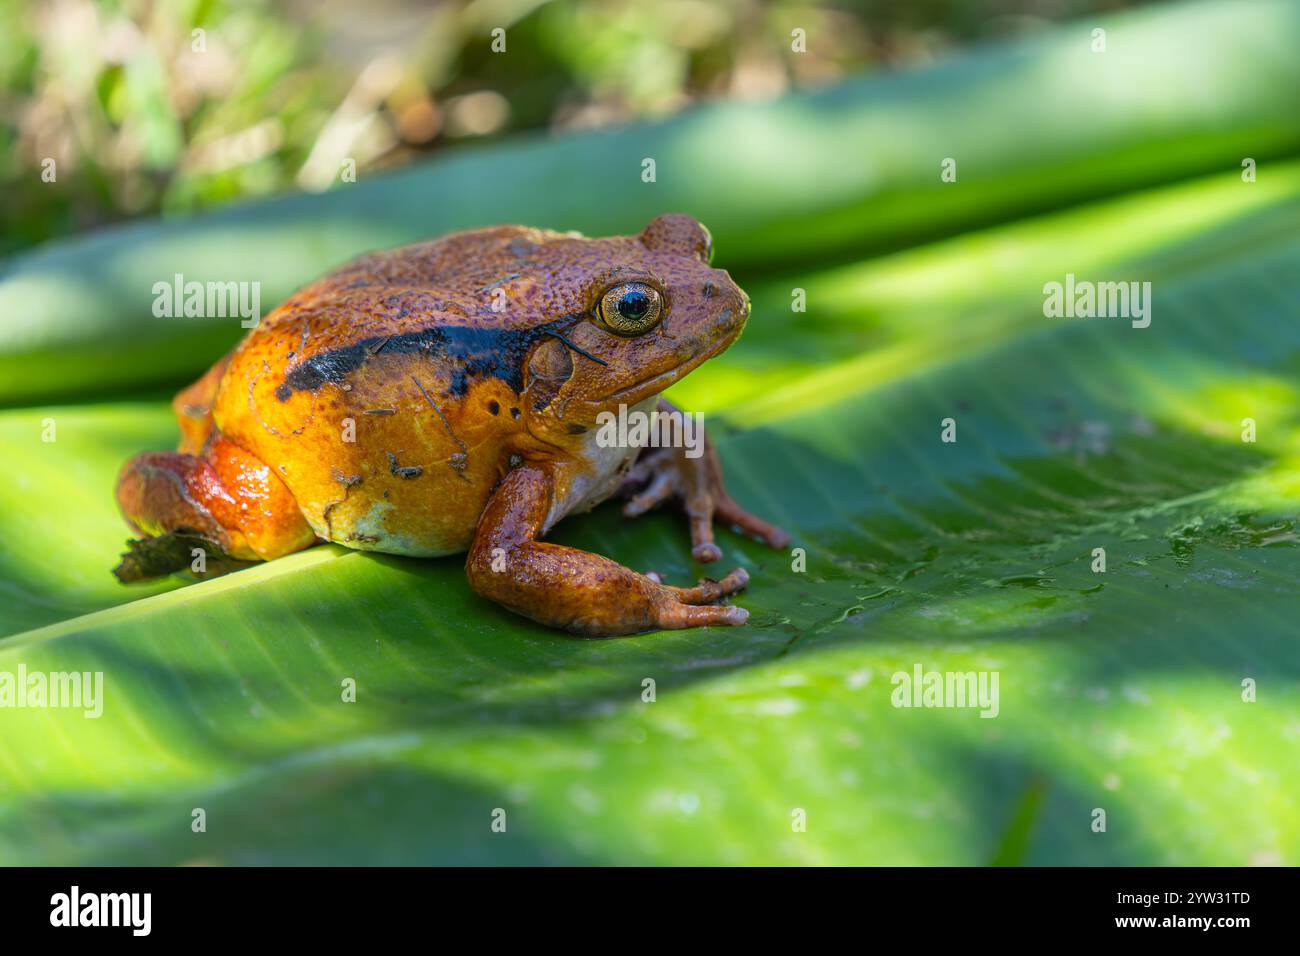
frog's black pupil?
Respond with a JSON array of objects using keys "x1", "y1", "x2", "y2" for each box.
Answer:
[{"x1": 618, "y1": 290, "x2": 650, "y2": 321}]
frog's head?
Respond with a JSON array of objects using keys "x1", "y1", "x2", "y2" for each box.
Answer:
[{"x1": 523, "y1": 213, "x2": 748, "y2": 430}]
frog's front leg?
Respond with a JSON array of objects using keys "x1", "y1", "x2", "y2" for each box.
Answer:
[
  {"x1": 467, "y1": 464, "x2": 750, "y2": 637},
  {"x1": 620, "y1": 398, "x2": 791, "y2": 562}
]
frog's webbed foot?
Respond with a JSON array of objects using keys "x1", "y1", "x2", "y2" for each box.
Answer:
[
  {"x1": 619, "y1": 399, "x2": 791, "y2": 563},
  {"x1": 467, "y1": 464, "x2": 751, "y2": 637}
]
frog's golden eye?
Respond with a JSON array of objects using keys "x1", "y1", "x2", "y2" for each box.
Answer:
[{"x1": 596, "y1": 282, "x2": 663, "y2": 336}]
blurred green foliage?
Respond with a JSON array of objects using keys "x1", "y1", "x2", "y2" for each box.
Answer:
[{"x1": 1, "y1": 0, "x2": 1152, "y2": 256}]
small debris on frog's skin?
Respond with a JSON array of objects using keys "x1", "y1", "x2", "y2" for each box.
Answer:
[
  {"x1": 386, "y1": 452, "x2": 423, "y2": 479},
  {"x1": 544, "y1": 329, "x2": 608, "y2": 367},
  {"x1": 411, "y1": 374, "x2": 471, "y2": 475},
  {"x1": 330, "y1": 467, "x2": 363, "y2": 487}
]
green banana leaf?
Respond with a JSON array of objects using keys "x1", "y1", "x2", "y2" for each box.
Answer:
[
  {"x1": 4, "y1": 0, "x2": 1300, "y2": 403},
  {"x1": 2, "y1": 151, "x2": 1298, "y2": 863},
  {"x1": 2, "y1": 158, "x2": 1300, "y2": 868}
]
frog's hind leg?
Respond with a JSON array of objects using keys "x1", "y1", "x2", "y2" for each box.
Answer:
[
  {"x1": 173, "y1": 351, "x2": 232, "y2": 454},
  {"x1": 114, "y1": 430, "x2": 316, "y2": 581},
  {"x1": 467, "y1": 463, "x2": 751, "y2": 637}
]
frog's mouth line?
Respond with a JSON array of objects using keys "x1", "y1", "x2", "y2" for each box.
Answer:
[{"x1": 598, "y1": 322, "x2": 739, "y2": 407}]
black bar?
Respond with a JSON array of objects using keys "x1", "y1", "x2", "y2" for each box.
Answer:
[{"x1": 0, "y1": 866, "x2": 1290, "y2": 942}]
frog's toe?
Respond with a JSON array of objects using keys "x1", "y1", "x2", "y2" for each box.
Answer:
[
  {"x1": 668, "y1": 566, "x2": 749, "y2": 604},
  {"x1": 617, "y1": 453, "x2": 660, "y2": 497},
  {"x1": 622, "y1": 469, "x2": 677, "y2": 516},
  {"x1": 684, "y1": 493, "x2": 720, "y2": 561},
  {"x1": 630, "y1": 567, "x2": 752, "y2": 630},
  {"x1": 656, "y1": 602, "x2": 749, "y2": 629},
  {"x1": 716, "y1": 496, "x2": 791, "y2": 550},
  {"x1": 692, "y1": 541, "x2": 723, "y2": 563}
]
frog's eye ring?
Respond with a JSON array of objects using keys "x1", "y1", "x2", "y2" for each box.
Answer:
[{"x1": 596, "y1": 282, "x2": 663, "y2": 336}]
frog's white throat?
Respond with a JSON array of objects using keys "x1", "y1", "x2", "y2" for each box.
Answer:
[{"x1": 543, "y1": 394, "x2": 661, "y2": 532}]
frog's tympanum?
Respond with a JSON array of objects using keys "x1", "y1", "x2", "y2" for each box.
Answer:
[{"x1": 115, "y1": 214, "x2": 788, "y2": 636}]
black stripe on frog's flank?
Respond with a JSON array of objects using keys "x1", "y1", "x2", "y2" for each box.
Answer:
[{"x1": 278, "y1": 316, "x2": 584, "y2": 400}]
